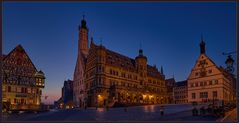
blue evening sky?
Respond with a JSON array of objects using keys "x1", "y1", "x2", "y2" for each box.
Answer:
[{"x1": 3, "y1": 2, "x2": 236, "y2": 104}]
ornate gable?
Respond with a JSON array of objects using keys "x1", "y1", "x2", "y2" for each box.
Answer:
[{"x1": 188, "y1": 54, "x2": 221, "y2": 80}]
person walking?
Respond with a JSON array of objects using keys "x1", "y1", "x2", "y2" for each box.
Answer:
[
  {"x1": 124, "y1": 105, "x2": 128, "y2": 112},
  {"x1": 160, "y1": 105, "x2": 164, "y2": 116}
]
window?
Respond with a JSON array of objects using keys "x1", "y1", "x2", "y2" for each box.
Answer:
[
  {"x1": 200, "y1": 92, "x2": 203, "y2": 98},
  {"x1": 204, "y1": 81, "x2": 207, "y2": 86},
  {"x1": 8, "y1": 86, "x2": 11, "y2": 92},
  {"x1": 122, "y1": 73, "x2": 125, "y2": 78},
  {"x1": 195, "y1": 72, "x2": 198, "y2": 76},
  {"x1": 213, "y1": 91, "x2": 217, "y2": 98},
  {"x1": 200, "y1": 92, "x2": 208, "y2": 98},
  {"x1": 191, "y1": 83, "x2": 194, "y2": 87},
  {"x1": 208, "y1": 70, "x2": 212, "y2": 74},
  {"x1": 192, "y1": 93, "x2": 196, "y2": 99},
  {"x1": 113, "y1": 71, "x2": 115, "y2": 75},
  {"x1": 195, "y1": 83, "x2": 198, "y2": 87},
  {"x1": 135, "y1": 76, "x2": 137, "y2": 80},
  {"x1": 209, "y1": 81, "x2": 212, "y2": 85},
  {"x1": 110, "y1": 69, "x2": 112, "y2": 74},
  {"x1": 27, "y1": 88, "x2": 31, "y2": 93},
  {"x1": 3, "y1": 86, "x2": 6, "y2": 92},
  {"x1": 215, "y1": 80, "x2": 218, "y2": 84},
  {"x1": 204, "y1": 92, "x2": 208, "y2": 98},
  {"x1": 140, "y1": 81, "x2": 143, "y2": 85},
  {"x1": 200, "y1": 82, "x2": 203, "y2": 86}
]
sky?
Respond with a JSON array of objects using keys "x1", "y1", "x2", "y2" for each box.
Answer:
[{"x1": 3, "y1": 2, "x2": 236, "y2": 104}]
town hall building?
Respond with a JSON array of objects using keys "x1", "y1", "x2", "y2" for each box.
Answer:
[{"x1": 73, "y1": 17, "x2": 169, "y2": 107}]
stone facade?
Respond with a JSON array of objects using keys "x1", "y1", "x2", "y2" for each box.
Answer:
[
  {"x1": 166, "y1": 78, "x2": 176, "y2": 104},
  {"x1": 73, "y1": 18, "x2": 88, "y2": 108},
  {"x1": 84, "y1": 43, "x2": 168, "y2": 107},
  {"x1": 187, "y1": 39, "x2": 236, "y2": 104},
  {"x1": 2, "y1": 45, "x2": 45, "y2": 111},
  {"x1": 173, "y1": 80, "x2": 188, "y2": 104}
]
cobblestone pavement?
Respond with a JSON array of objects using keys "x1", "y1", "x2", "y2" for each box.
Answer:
[{"x1": 2, "y1": 104, "x2": 218, "y2": 121}]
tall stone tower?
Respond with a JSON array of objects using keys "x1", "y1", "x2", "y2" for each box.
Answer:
[
  {"x1": 73, "y1": 16, "x2": 89, "y2": 108},
  {"x1": 135, "y1": 49, "x2": 148, "y2": 86},
  {"x1": 78, "y1": 16, "x2": 89, "y2": 57}
]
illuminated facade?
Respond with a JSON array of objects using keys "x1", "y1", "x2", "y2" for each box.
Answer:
[
  {"x1": 73, "y1": 18, "x2": 169, "y2": 107},
  {"x1": 187, "y1": 39, "x2": 236, "y2": 103},
  {"x1": 2, "y1": 45, "x2": 45, "y2": 111}
]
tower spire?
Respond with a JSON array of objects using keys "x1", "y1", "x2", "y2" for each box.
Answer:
[
  {"x1": 83, "y1": 14, "x2": 85, "y2": 20},
  {"x1": 161, "y1": 66, "x2": 164, "y2": 75},
  {"x1": 80, "y1": 14, "x2": 87, "y2": 30},
  {"x1": 100, "y1": 37, "x2": 103, "y2": 46},
  {"x1": 139, "y1": 41, "x2": 143, "y2": 56},
  {"x1": 200, "y1": 35, "x2": 206, "y2": 54},
  {"x1": 201, "y1": 34, "x2": 203, "y2": 42}
]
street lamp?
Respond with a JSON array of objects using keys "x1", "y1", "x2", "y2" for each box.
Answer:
[{"x1": 225, "y1": 55, "x2": 235, "y2": 73}]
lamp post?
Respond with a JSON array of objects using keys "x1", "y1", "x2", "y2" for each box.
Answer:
[
  {"x1": 225, "y1": 55, "x2": 235, "y2": 73},
  {"x1": 222, "y1": 51, "x2": 235, "y2": 74}
]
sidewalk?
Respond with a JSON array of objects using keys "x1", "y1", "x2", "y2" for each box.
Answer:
[{"x1": 217, "y1": 108, "x2": 237, "y2": 122}]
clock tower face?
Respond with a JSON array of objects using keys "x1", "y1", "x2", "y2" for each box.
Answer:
[{"x1": 199, "y1": 60, "x2": 207, "y2": 67}]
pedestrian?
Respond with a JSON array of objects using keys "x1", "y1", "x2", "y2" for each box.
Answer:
[
  {"x1": 160, "y1": 105, "x2": 164, "y2": 116},
  {"x1": 124, "y1": 106, "x2": 127, "y2": 112},
  {"x1": 106, "y1": 105, "x2": 109, "y2": 111},
  {"x1": 84, "y1": 105, "x2": 87, "y2": 110}
]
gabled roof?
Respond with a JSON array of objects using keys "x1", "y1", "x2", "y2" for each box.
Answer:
[
  {"x1": 187, "y1": 53, "x2": 223, "y2": 80},
  {"x1": 3, "y1": 44, "x2": 38, "y2": 71}
]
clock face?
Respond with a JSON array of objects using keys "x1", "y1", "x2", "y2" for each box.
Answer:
[
  {"x1": 198, "y1": 60, "x2": 208, "y2": 69},
  {"x1": 200, "y1": 68, "x2": 206, "y2": 77},
  {"x1": 200, "y1": 60, "x2": 206, "y2": 66}
]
